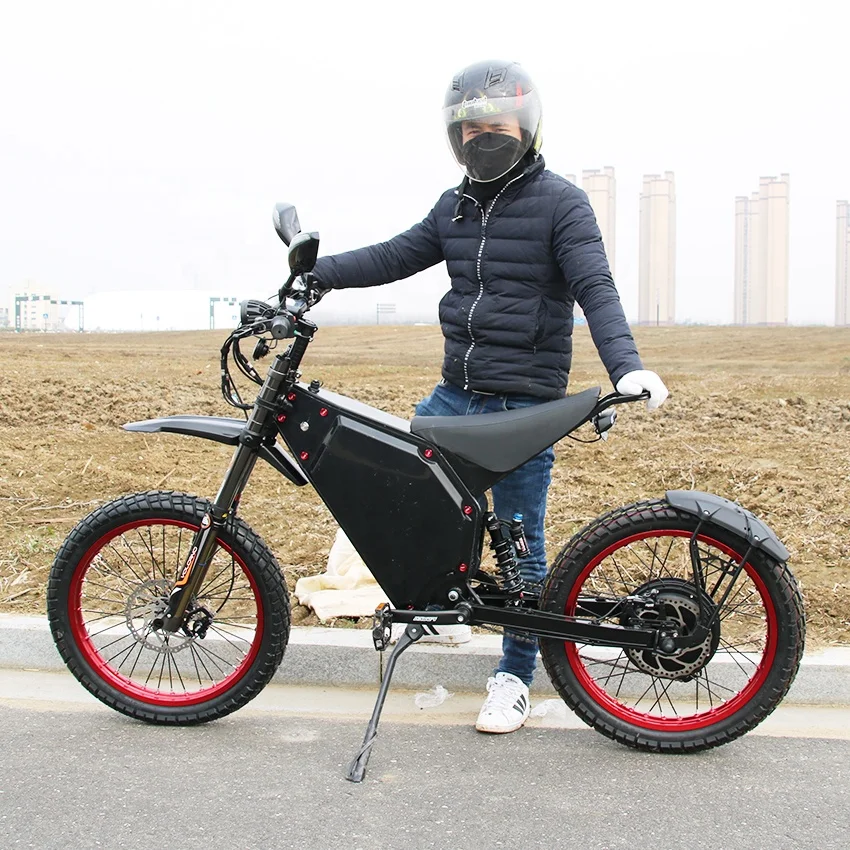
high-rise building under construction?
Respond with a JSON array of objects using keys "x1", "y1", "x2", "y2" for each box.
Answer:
[
  {"x1": 638, "y1": 172, "x2": 676, "y2": 324},
  {"x1": 734, "y1": 175, "x2": 790, "y2": 325}
]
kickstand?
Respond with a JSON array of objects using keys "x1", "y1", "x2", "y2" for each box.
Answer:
[{"x1": 345, "y1": 623, "x2": 422, "y2": 783}]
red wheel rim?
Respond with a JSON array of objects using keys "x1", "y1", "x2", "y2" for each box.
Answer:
[
  {"x1": 565, "y1": 530, "x2": 778, "y2": 732},
  {"x1": 68, "y1": 518, "x2": 264, "y2": 707}
]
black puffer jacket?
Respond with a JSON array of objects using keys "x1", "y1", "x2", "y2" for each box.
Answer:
[{"x1": 312, "y1": 156, "x2": 642, "y2": 399}]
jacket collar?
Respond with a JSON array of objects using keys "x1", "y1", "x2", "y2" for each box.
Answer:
[{"x1": 452, "y1": 155, "x2": 545, "y2": 222}]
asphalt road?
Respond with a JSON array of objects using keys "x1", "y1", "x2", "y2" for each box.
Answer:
[{"x1": 1, "y1": 672, "x2": 849, "y2": 850}]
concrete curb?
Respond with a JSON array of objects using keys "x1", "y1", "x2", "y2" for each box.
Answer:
[{"x1": 3, "y1": 614, "x2": 849, "y2": 704}]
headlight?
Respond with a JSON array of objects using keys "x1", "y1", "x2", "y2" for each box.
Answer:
[{"x1": 239, "y1": 300, "x2": 275, "y2": 325}]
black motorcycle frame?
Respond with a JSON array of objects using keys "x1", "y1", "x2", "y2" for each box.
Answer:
[{"x1": 127, "y1": 317, "x2": 670, "y2": 654}]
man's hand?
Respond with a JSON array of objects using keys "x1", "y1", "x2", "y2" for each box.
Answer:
[
  {"x1": 301, "y1": 272, "x2": 331, "y2": 306},
  {"x1": 615, "y1": 370, "x2": 669, "y2": 411}
]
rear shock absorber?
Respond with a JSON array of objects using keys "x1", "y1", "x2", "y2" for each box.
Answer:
[{"x1": 485, "y1": 512, "x2": 524, "y2": 597}]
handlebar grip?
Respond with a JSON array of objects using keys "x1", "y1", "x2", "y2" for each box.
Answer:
[{"x1": 269, "y1": 314, "x2": 294, "y2": 340}]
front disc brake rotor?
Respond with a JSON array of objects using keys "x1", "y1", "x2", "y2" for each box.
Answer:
[
  {"x1": 125, "y1": 579, "x2": 193, "y2": 653},
  {"x1": 623, "y1": 578, "x2": 721, "y2": 680}
]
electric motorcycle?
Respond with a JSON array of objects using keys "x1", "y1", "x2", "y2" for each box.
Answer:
[{"x1": 47, "y1": 203, "x2": 805, "y2": 781}]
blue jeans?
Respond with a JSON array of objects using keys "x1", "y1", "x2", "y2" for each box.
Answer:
[{"x1": 415, "y1": 380, "x2": 555, "y2": 686}]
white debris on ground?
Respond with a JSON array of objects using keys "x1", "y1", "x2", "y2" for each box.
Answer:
[
  {"x1": 530, "y1": 699, "x2": 568, "y2": 718},
  {"x1": 414, "y1": 685, "x2": 453, "y2": 709}
]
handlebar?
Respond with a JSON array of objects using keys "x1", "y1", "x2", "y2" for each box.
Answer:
[
  {"x1": 238, "y1": 287, "x2": 313, "y2": 341},
  {"x1": 588, "y1": 390, "x2": 651, "y2": 440},
  {"x1": 593, "y1": 390, "x2": 651, "y2": 414},
  {"x1": 269, "y1": 314, "x2": 295, "y2": 340}
]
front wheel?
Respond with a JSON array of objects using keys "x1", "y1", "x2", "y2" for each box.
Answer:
[
  {"x1": 47, "y1": 490, "x2": 290, "y2": 724},
  {"x1": 539, "y1": 499, "x2": 805, "y2": 752}
]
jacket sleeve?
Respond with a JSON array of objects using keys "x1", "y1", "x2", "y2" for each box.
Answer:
[
  {"x1": 311, "y1": 206, "x2": 443, "y2": 289},
  {"x1": 551, "y1": 189, "x2": 643, "y2": 386}
]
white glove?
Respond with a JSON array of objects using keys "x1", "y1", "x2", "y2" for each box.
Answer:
[{"x1": 615, "y1": 370, "x2": 669, "y2": 411}]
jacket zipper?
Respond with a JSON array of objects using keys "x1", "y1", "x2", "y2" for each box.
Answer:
[{"x1": 462, "y1": 175, "x2": 525, "y2": 390}]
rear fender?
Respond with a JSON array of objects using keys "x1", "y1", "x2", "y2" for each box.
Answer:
[
  {"x1": 665, "y1": 489, "x2": 788, "y2": 562},
  {"x1": 123, "y1": 415, "x2": 309, "y2": 486}
]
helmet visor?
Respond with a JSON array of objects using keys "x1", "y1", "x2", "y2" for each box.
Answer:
[{"x1": 443, "y1": 91, "x2": 542, "y2": 182}]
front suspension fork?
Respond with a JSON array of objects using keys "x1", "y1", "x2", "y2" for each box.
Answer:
[
  {"x1": 160, "y1": 441, "x2": 260, "y2": 633},
  {"x1": 160, "y1": 344, "x2": 301, "y2": 633}
]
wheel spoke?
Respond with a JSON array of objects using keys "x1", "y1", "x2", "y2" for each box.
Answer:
[
  {"x1": 608, "y1": 555, "x2": 635, "y2": 593},
  {"x1": 191, "y1": 642, "x2": 235, "y2": 677},
  {"x1": 623, "y1": 542, "x2": 656, "y2": 579},
  {"x1": 127, "y1": 637, "x2": 148, "y2": 679},
  {"x1": 80, "y1": 610, "x2": 128, "y2": 621},
  {"x1": 171, "y1": 652, "x2": 187, "y2": 692},
  {"x1": 156, "y1": 644, "x2": 168, "y2": 690},
  {"x1": 598, "y1": 650, "x2": 627, "y2": 687},
  {"x1": 717, "y1": 587, "x2": 760, "y2": 619},
  {"x1": 81, "y1": 579, "x2": 133, "y2": 599},
  {"x1": 191, "y1": 642, "x2": 219, "y2": 683},
  {"x1": 119, "y1": 536, "x2": 155, "y2": 583},
  {"x1": 657, "y1": 536, "x2": 677, "y2": 576},
  {"x1": 200, "y1": 565, "x2": 236, "y2": 599},
  {"x1": 206, "y1": 624, "x2": 252, "y2": 653},
  {"x1": 91, "y1": 555, "x2": 142, "y2": 591},
  {"x1": 135, "y1": 527, "x2": 159, "y2": 579},
  {"x1": 717, "y1": 638, "x2": 760, "y2": 675}
]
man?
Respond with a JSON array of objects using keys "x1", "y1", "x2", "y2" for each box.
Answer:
[{"x1": 311, "y1": 59, "x2": 668, "y2": 734}]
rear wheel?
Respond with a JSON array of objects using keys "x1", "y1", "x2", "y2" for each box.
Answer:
[
  {"x1": 539, "y1": 499, "x2": 805, "y2": 752},
  {"x1": 47, "y1": 490, "x2": 290, "y2": 724}
]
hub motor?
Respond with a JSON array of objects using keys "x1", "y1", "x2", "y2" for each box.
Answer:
[{"x1": 622, "y1": 578, "x2": 721, "y2": 680}]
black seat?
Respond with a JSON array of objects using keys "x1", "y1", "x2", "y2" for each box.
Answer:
[{"x1": 410, "y1": 386, "x2": 601, "y2": 473}]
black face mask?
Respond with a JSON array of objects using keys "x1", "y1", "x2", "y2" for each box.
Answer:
[{"x1": 461, "y1": 133, "x2": 524, "y2": 182}]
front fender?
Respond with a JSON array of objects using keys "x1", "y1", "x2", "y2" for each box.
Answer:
[
  {"x1": 665, "y1": 489, "x2": 789, "y2": 562},
  {"x1": 123, "y1": 415, "x2": 309, "y2": 487}
]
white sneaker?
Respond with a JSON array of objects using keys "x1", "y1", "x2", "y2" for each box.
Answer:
[
  {"x1": 390, "y1": 623, "x2": 472, "y2": 645},
  {"x1": 475, "y1": 672, "x2": 531, "y2": 734}
]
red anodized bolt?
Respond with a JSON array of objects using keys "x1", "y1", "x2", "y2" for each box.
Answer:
[
  {"x1": 319, "y1": 408, "x2": 328, "y2": 417},
  {"x1": 287, "y1": 392, "x2": 297, "y2": 402},
  {"x1": 276, "y1": 414, "x2": 287, "y2": 423},
  {"x1": 423, "y1": 448, "x2": 434, "y2": 459},
  {"x1": 300, "y1": 451, "x2": 309, "y2": 461},
  {"x1": 462, "y1": 505, "x2": 473, "y2": 516},
  {"x1": 458, "y1": 563, "x2": 468, "y2": 573}
]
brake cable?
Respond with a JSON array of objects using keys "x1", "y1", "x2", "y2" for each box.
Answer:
[{"x1": 220, "y1": 329, "x2": 259, "y2": 412}]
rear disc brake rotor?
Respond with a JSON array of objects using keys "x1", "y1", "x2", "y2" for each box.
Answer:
[{"x1": 623, "y1": 578, "x2": 721, "y2": 680}]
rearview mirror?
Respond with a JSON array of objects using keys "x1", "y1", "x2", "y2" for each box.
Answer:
[
  {"x1": 288, "y1": 231, "x2": 320, "y2": 275},
  {"x1": 272, "y1": 202, "x2": 301, "y2": 246}
]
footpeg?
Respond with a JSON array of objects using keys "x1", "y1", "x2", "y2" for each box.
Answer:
[{"x1": 371, "y1": 603, "x2": 391, "y2": 652}]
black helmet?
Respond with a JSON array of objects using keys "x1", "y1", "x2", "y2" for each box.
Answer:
[{"x1": 443, "y1": 60, "x2": 542, "y2": 183}]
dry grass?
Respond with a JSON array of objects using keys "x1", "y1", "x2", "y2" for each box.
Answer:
[{"x1": 1, "y1": 324, "x2": 848, "y2": 643}]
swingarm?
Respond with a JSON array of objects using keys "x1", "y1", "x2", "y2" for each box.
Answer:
[{"x1": 374, "y1": 601, "x2": 666, "y2": 653}]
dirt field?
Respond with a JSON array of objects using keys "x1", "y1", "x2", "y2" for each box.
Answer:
[{"x1": 1, "y1": 324, "x2": 848, "y2": 644}]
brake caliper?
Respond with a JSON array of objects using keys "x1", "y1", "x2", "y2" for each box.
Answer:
[{"x1": 182, "y1": 604, "x2": 215, "y2": 640}]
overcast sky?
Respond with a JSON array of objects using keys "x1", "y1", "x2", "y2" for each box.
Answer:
[{"x1": 1, "y1": 0, "x2": 848, "y2": 328}]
